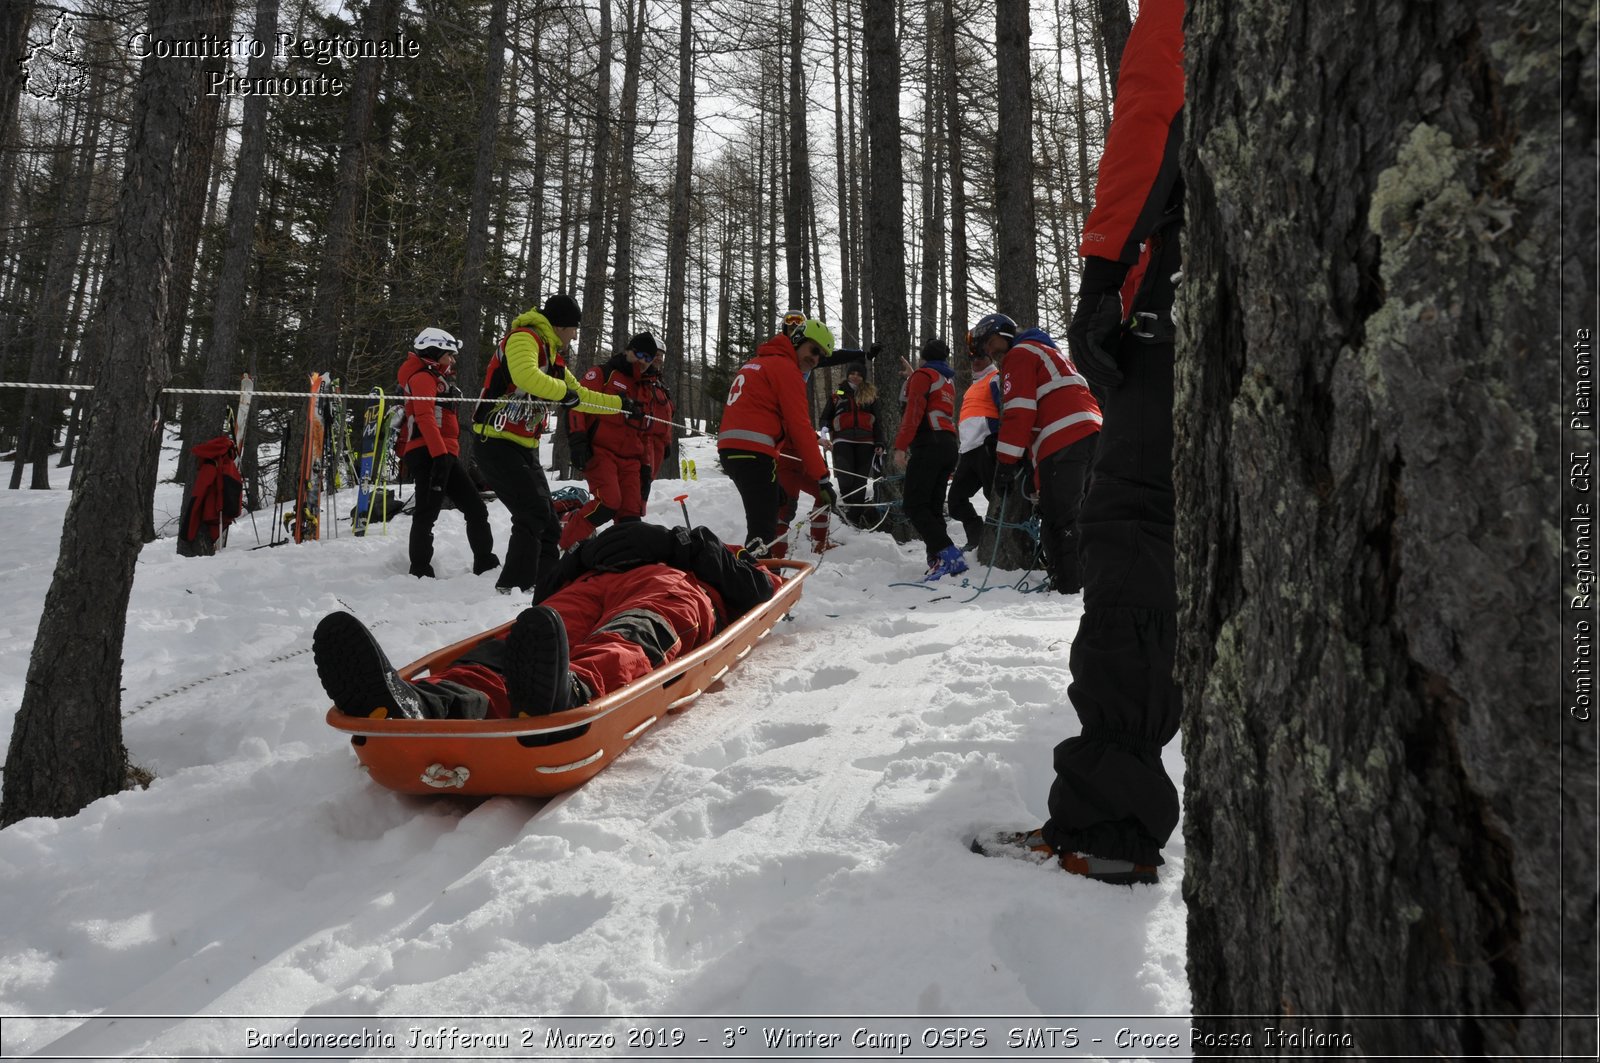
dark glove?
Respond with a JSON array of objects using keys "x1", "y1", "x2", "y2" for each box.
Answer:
[
  {"x1": 579, "y1": 521, "x2": 678, "y2": 572},
  {"x1": 994, "y1": 460, "x2": 1029, "y2": 495},
  {"x1": 816, "y1": 479, "x2": 839, "y2": 511},
  {"x1": 569, "y1": 435, "x2": 593, "y2": 470},
  {"x1": 428, "y1": 453, "x2": 458, "y2": 492},
  {"x1": 1068, "y1": 290, "x2": 1127, "y2": 392},
  {"x1": 867, "y1": 343, "x2": 884, "y2": 360},
  {"x1": 619, "y1": 396, "x2": 644, "y2": 419},
  {"x1": 559, "y1": 387, "x2": 583, "y2": 409}
]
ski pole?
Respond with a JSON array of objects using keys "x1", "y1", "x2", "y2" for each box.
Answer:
[{"x1": 674, "y1": 493, "x2": 692, "y2": 530}]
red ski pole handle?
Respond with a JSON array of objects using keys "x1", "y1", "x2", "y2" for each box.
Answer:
[{"x1": 674, "y1": 493, "x2": 691, "y2": 530}]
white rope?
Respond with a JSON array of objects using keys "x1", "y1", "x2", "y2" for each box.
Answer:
[{"x1": 0, "y1": 379, "x2": 704, "y2": 428}]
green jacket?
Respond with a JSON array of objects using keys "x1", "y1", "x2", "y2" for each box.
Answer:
[{"x1": 473, "y1": 308, "x2": 621, "y2": 447}]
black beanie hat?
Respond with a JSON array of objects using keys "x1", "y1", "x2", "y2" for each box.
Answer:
[
  {"x1": 847, "y1": 362, "x2": 867, "y2": 376},
  {"x1": 921, "y1": 337, "x2": 951, "y2": 362},
  {"x1": 542, "y1": 293, "x2": 582, "y2": 328},
  {"x1": 628, "y1": 331, "x2": 659, "y2": 356}
]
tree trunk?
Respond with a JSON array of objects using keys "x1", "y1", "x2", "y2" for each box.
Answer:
[
  {"x1": 862, "y1": 0, "x2": 910, "y2": 528},
  {"x1": 2, "y1": 0, "x2": 223, "y2": 826},
  {"x1": 455, "y1": 0, "x2": 508, "y2": 458},
  {"x1": 14, "y1": 50, "x2": 105, "y2": 490},
  {"x1": 917, "y1": 0, "x2": 941, "y2": 344},
  {"x1": 1096, "y1": 0, "x2": 1130, "y2": 88},
  {"x1": 0, "y1": 2, "x2": 32, "y2": 165},
  {"x1": 608, "y1": 0, "x2": 644, "y2": 353},
  {"x1": 576, "y1": 0, "x2": 613, "y2": 366},
  {"x1": 661, "y1": 0, "x2": 695, "y2": 476},
  {"x1": 182, "y1": 0, "x2": 274, "y2": 492},
  {"x1": 785, "y1": 0, "x2": 811, "y2": 312},
  {"x1": 942, "y1": 0, "x2": 967, "y2": 352},
  {"x1": 1180, "y1": 2, "x2": 1589, "y2": 1056},
  {"x1": 993, "y1": 0, "x2": 1035, "y2": 324}
]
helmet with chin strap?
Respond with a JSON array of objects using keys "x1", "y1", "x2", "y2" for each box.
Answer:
[{"x1": 413, "y1": 327, "x2": 461, "y2": 359}]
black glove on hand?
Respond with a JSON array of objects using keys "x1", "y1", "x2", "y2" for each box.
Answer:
[
  {"x1": 816, "y1": 479, "x2": 839, "y2": 511},
  {"x1": 1067, "y1": 255, "x2": 1133, "y2": 393},
  {"x1": 619, "y1": 396, "x2": 644, "y2": 419},
  {"x1": 428, "y1": 453, "x2": 457, "y2": 492},
  {"x1": 994, "y1": 460, "x2": 1029, "y2": 495},
  {"x1": 569, "y1": 435, "x2": 593, "y2": 470},
  {"x1": 583, "y1": 521, "x2": 677, "y2": 572},
  {"x1": 1068, "y1": 291, "x2": 1128, "y2": 392},
  {"x1": 560, "y1": 387, "x2": 583, "y2": 409},
  {"x1": 867, "y1": 343, "x2": 884, "y2": 360}
]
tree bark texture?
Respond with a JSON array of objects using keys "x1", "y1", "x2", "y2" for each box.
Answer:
[
  {"x1": 182, "y1": 0, "x2": 279, "y2": 489},
  {"x1": 1096, "y1": 0, "x2": 1130, "y2": 88},
  {"x1": 1180, "y1": 2, "x2": 1590, "y2": 1055},
  {"x1": 608, "y1": 0, "x2": 644, "y2": 353},
  {"x1": 577, "y1": 0, "x2": 613, "y2": 366},
  {"x1": 455, "y1": 0, "x2": 508, "y2": 458},
  {"x1": 994, "y1": 0, "x2": 1036, "y2": 324},
  {"x1": 2, "y1": 0, "x2": 218, "y2": 825},
  {"x1": 661, "y1": 0, "x2": 695, "y2": 476}
]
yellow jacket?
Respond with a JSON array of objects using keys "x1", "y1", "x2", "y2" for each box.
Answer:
[{"x1": 473, "y1": 308, "x2": 621, "y2": 447}]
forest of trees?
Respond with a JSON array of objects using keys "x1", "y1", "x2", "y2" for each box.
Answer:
[{"x1": 0, "y1": 0, "x2": 1129, "y2": 505}]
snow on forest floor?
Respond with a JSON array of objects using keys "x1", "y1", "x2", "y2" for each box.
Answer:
[{"x1": 0, "y1": 432, "x2": 1188, "y2": 1059}]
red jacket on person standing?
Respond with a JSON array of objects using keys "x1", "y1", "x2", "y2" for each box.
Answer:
[
  {"x1": 717, "y1": 334, "x2": 829, "y2": 483},
  {"x1": 398, "y1": 352, "x2": 462, "y2": 458}
]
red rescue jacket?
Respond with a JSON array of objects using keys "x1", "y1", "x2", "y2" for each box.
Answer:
[
  {"x1": 717, "y1": 334, "x2": 828, "y2": 482},
  {"x1": 996, "y1": 328, "x2": 1102, "y2": 467},
  {"x1": 572, "y1": 355, "x2": 655, "y2": 460},
  {"x1": 892, "y1": 362, "x2": 957, "y2": 451},
  {"x1": 398, "y1": 353, "x2": 462, "y2": 457},
  {"x1": 641, "y1": 369, "x2": 674, "y2": 472}
]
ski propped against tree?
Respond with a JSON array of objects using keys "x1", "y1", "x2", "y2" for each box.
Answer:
[
  {"x1": 351, "y1": 389, "x2": 384, "y2": 537},
  {"x1": 293, "y1": 373, "x2": 326, "y2": 543},
  {"x1": 218, "y1": 373, "x2": 254, "y2": 548}
]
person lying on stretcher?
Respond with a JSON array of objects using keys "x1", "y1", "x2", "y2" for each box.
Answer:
[{"x1": 314, "y1": 522, "x2": 784, "y2": 720}]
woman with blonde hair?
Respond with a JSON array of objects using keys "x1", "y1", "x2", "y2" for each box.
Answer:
[{"x1": 819, "y1": 362, "x2": 883, "y2": 527}]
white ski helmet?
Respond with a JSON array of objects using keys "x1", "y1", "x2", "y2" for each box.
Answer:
[{"x1": 413, "y1": 327, "x2": 461, "y2": 357}]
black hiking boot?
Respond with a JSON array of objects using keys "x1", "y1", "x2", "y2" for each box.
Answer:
[
  {"x1": 313, "y1": 611, "x2": 425, "y2": 720},
  {"x1": 970, "y1": 827, "x2": 1158, "y2": 886},
  {"x1": 473, "y1": 551, "x2": 502, "y2": 575},
  {"x1": 505, "y1": 605, "x2": 570, "y2": 717}
]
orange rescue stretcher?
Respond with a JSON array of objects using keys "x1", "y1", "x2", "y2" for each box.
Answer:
[{"x1": 325, "y1": 559, "x2": 812, "y2": 796}]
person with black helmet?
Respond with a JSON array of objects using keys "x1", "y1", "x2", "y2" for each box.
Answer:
[
  {"x1": 970, "y1": 310, "x2": 1101, "y2": 594},
  {"x1": 473, "y1": 294, "x2": 640, "y2": 595},
  {"x1": 397, "y1": 327, "x2": 499, "y2": 579},
  {"x1": 562, "y1": 331, "x2": 665, "y2": 549},
  {"x1": 819, "y1": 361, "x2": 883, "y2": 527},
  {"x1": 892, "y1": 337, "x2": 964, "y2": 580}
]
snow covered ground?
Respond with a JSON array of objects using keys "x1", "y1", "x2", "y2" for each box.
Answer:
[{"x1": 0, "y1": 432, "x2": 1188, "y2": 1059}]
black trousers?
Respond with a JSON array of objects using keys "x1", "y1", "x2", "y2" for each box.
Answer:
[
  {"x1": 720, "y1": 449, "x2": 783, "y2": 553},
  {"x1": 475, "y1": 436, "x2": 559, "y2": 593},
  {"x1": 1034, "y1": 434, "x2": 1097, "y2": 594},
  {"x1": 404, "y1": 450, "x2": 495, "y2": 576},
  {"x1": 832, "y1": 440, "x2": 876, "y2": 527},
  {"x1": 1043, "y1": 333, "x2": 1180, "y2": 867},
  {"x1": 947, "y1": 439, "x2": 996, "y2": 543},
  {"x1": 903, "y1": 433, "x2": 958, "y2": 561}
]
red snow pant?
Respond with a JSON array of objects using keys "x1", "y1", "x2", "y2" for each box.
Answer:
[
  {"x1": 560, "y1": 449, "x2": 644, "y2": 549},
  {"x1": 425, "y1": 563, "x2": 718, "y2": 717}
]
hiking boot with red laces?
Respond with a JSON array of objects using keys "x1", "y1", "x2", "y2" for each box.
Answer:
[{"x1": 971, "y1": 827, "x2": 1159, "y2": 886}]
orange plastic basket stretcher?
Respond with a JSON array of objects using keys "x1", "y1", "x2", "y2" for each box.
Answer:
[{"x1": 324, "y1": 559, "x2": 812, "y2": 796}]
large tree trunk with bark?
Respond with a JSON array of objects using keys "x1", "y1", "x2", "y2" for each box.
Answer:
[
  {"x1": 993, "y1": 0, "x2": 1035, "y2": 324},
  {"x1": 1180, "y1": 2, "x2": 1591, "y2": 1056},
  {"x1": 576, "y1": 0, "x2": 613, "y2": 366},
  {"x1": 179, "y1": 0, "x2": 278, "y2": 492},
  {"x1": 455, "y1": 0, "x2": 508, "y2": 459},
  {"x1": 661, "y1": 0, "x2": 695, "y2": 475},
  {"x1": 2, "y1": 0, "x2": 222, "y2": 826}
]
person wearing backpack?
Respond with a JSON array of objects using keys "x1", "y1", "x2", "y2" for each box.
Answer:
[
  {"x1": 398, "y1": 327, "x2": 498, "y2": 579},
  {"x1": 473, "y1": 294, "x2": 639, "y2": 595},
  {"x1": 891, "y1": 337, "x2": 963, "y2": 580}
]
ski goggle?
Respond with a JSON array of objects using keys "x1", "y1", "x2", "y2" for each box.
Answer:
[{"x1": 635, "y1": 348, "x2": 658, "y2": 363}]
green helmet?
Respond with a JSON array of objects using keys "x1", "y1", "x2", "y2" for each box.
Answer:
[{"x1": 799, "y1": 317, "x2": 835, "y2": 359}]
